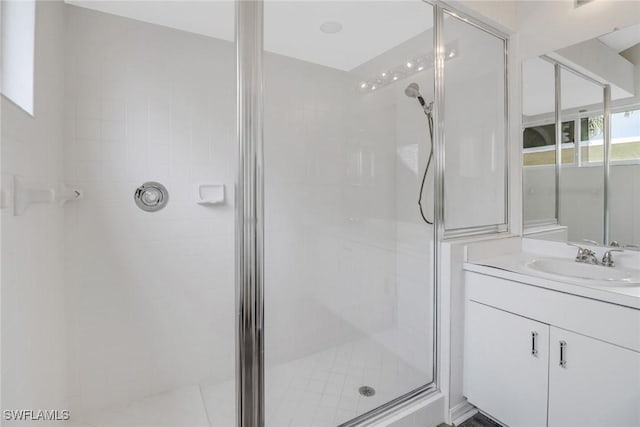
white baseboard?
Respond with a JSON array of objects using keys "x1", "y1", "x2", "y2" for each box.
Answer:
[{"x1": 450, "y1": 401, "x2": 477, "y2": 426}]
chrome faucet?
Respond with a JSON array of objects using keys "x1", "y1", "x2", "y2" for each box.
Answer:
[
  {"x1": 581, "y1": 248, "x2": 599, "y2": 264},
  {"x1": 568, "y1": 241, "x2": 625, "y2": 267},
  {"x1": 602, "y1": 248, "x2": 624, "y2": 267},
  {"x1": 567, "y1": 243, "x2": 599, "y2": 264}
]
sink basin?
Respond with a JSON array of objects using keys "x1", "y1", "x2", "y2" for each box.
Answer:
[{"x1": 526, "y1": 257, "x2": 640, "y2": 285}]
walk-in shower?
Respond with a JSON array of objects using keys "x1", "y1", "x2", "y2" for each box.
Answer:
[{"x1": 1, "y1": 1, "x2": 509, "y2": 426}]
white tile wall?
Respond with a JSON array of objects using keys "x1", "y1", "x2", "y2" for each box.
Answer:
[
  {"x1": 63, "y1": 5, "x2": 237, "y2": 414},
  {"x1": 1, "y1": 1, "x2": 68, "y2": 424}
]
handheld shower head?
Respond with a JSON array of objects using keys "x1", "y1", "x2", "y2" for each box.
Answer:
[
  {"x1": 405, "y1": 83, "x2": 435, "y2": 226},
  {"x1": 404, "y1": 82, "x2": 421, "y2": 99},
  {"x1": 405, "y1": 82, "x2": 433, "y2": 115}
]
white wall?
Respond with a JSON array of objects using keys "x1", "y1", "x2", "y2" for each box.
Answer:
[
  {"x1": 610, "y1": 164, "x2": 640, "y2": 245},
  {"x1": 516, "y1": 0, "x2": 640, "y2": 60},
  {"x1": 1, "y1": 1, "x2": 68, "y2": 424},
  {"x1": 524, "y1": 164, "x2": 640, "y2": 245},
  {"x1": 453, "y1": 1, "x2": 517, "y2": 33},
  {"x1": 63, "y1": 5, "x2": 237, "y2": 413}
]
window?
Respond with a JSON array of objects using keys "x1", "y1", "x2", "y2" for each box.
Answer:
[
  {"x1": 523, "y1": 121, "x2": 575, "y2": 166},
  {"x1": 523, "y1": 108, "x2": 640, "y2": 167},
  {"x1": 580, "y1": 109, "x2": 640, "y2": 164},
  {"x1": 1, "y1": 0, "x2": 36, "y2": 115}
]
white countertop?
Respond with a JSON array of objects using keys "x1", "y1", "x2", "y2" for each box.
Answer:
[{"x1": 464, "y1": 252, "x2": 640, "y2": 310}]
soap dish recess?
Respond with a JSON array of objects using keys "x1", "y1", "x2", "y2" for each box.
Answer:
[{"x1": 197, "y1": 184, "x2": 224, "y2": 205}]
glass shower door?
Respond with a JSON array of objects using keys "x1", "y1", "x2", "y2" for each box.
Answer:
[{"x1": 262, "y1": 2, "x2": 436, "y2": 425}]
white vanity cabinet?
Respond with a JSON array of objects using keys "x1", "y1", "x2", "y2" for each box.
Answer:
[
  {"x1": 464, "y1": 301, "x2": 549, "y2": 427},
  {"x1": 548, "y1": 327, "x2": 640, "y2": 427},
  {"x1": 463, "y1": 271, "x2": 640, "y2": 427}
]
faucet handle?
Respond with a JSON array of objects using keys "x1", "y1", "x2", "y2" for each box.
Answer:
[
  {"x1": 602, "y1": 248, "x2": 623, "y2": 267},
  {"x1": 567, "y1": 242, "x2": 587, "y2": 261}
]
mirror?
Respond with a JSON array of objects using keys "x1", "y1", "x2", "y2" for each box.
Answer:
[{"x1": 522, "y1": 23, "x2": 640, "y2": 248}]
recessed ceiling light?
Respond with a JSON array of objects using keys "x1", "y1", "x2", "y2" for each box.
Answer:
[
  {"x1": 406, "y1": 61, "x2": 413, "y2": 69},
  {"x1": 417, "y1": 65, "x2": 424, "y2": 71},
  {"x1": 320, "y1": 21, "x2": 342, "y2": 34},
  {"x1": 360, "y1": 82, "x2": 367, "y2": 89},
  {"x1": 381, "y1": 72, "x2": 387, "y2": 78}
]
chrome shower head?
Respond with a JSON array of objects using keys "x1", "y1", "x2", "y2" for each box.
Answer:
[
  {"x1": 404, "y1": 82, "x2": 421, "y2": 98},
  {"x1": 405, "y1": 82, "x2": 433, "y2": 115}
]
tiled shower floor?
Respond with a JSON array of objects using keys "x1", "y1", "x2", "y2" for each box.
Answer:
[{"x1": 76, "y1": 337, "x2": 428, "y2": 427}]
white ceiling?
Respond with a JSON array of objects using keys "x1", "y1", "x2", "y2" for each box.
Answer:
[
  {"x1": 598, "y1": 23, "x2": 640, "y2": 53},
  {"x1": 525, "y1": 23, "x2": 640, "y2": 118},
  {"x1": 65, "y1": 0, "x2": 433, "y2": 71},
  {"x1": 523, "y1": 55, "x2": 634, "y2": 118}
]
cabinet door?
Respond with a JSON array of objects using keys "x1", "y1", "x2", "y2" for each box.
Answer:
[
  {"x1": 464, "y1": 301, "x2": 549, "y2": 427},
  {"x1": 549, "y1": 327, "x2": 640, "y2": 427}
]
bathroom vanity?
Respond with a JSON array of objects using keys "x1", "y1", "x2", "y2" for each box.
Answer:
[{"x1": 462, "y1": 241, "x2": 640, "y2": 427}]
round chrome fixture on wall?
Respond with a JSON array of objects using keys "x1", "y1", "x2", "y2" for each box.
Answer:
[{"x1": 134, "y1": 182, "x2": 169, "y2": 212}]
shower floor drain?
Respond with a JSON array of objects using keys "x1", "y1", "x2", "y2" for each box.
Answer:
[{"x1": 359, "y1": 386, "x2": 376, "y2": 397}]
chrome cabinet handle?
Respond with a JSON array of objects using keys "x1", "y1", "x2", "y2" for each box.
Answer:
[
  {"x1": 531, "y1": 331, "x2": 538, "y2": 357},
  {"x1": 559, "y1": 341, "x2": 567, "y2": 368}
]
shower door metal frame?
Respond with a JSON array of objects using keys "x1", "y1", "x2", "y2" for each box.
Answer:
[
  {"x1": 235, "y1": 1, "x2": 512, "y2": 426},
  {"x1": 236, "y1": 1, "x2": 265, "y2": 426},
  {"x1": 437, "y1": 5, "x2": 511, "y2": 240},
  {"x1": 523, "y1": 56, "x2": 612, "y2": 245}
]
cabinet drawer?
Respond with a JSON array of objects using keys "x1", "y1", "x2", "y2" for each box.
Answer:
[{"x1": 466, "y1": 271, "x2": 640, "y2": 352}]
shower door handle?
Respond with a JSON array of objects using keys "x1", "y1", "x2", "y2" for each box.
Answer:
[{"x1": 531, "y1": 331, "x2": 538, "y2": 357}]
